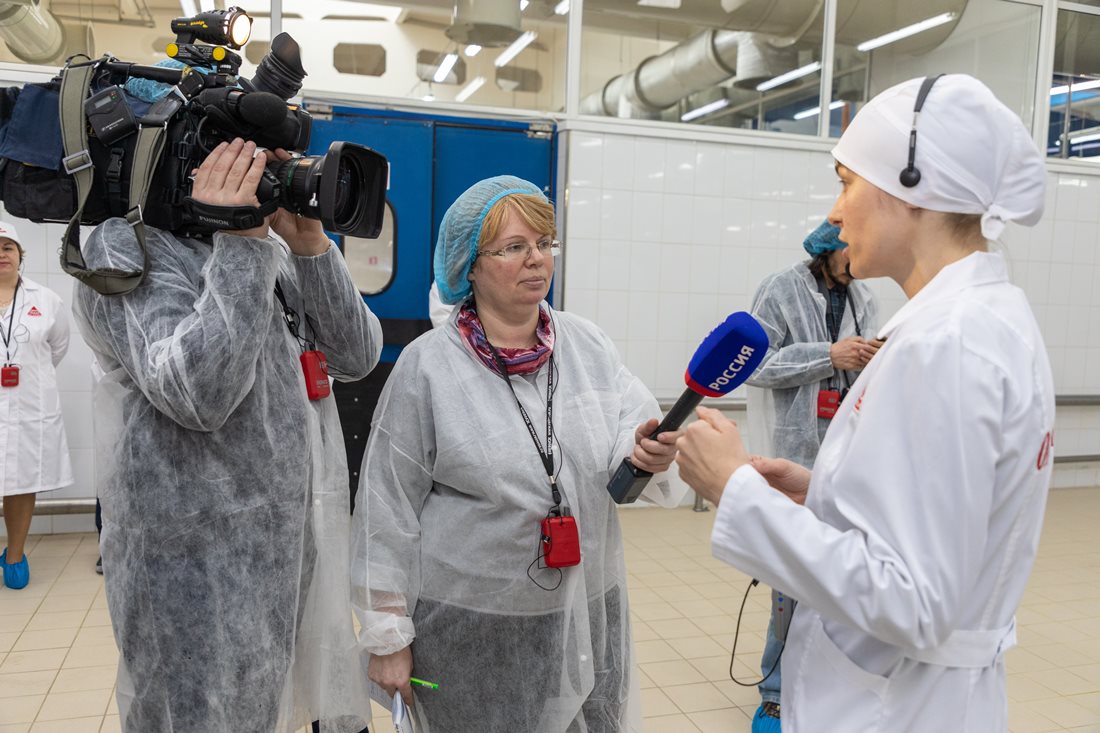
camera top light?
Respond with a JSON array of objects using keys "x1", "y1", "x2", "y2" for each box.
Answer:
[{"x1": 171, "y1": 6, "x2": 253, "y2": 49}]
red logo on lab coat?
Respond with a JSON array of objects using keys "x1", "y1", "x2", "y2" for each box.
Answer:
[
  {"x1": 1036, "y1": 432, "x2": 1054, "y2": 470},
  {"x1": 26, "y1": 306, "x2": 41, "y2": 316},
  {"x1": 853, "y1": 389, "x2": 865, "y2": 413}
]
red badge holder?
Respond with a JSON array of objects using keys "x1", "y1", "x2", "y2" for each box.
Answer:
[
  {"x1": 1, "y1": 365, "x2": 18, "y2": 388},
  {"x1": 300, "y1": 350, "x2": 330, "y2": 401},
  {"x1": 817, "y1": 389, "x2": 841, "y2": 419},
  {"x1": 541, "y1": 513, "x2": 581, "y2": 568}
]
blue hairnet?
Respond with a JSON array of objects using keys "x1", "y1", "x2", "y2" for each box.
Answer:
[
  {"x1": 124, "y1": 60, "x2": 213, "y2": 102},
  {"x1": 802, "y1": 220, "x2": 847, "y2": 256},
  {"x1": 434, "y1": 175, "x2": 547, "y2": 305}
]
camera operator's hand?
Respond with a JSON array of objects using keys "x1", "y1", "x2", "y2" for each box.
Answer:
[
  {"x1": 191, "y1": 138, "x2": 270, "y2": 239},
  {"x1": 265, "y1": 149, "x2": 331, "y2": 257}
]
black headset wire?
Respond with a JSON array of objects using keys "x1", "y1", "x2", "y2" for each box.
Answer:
[{"x1": 728, "y1": 579, "x2": 786, "y2": 687}]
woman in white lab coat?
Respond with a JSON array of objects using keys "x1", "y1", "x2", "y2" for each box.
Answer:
[
  {"x1": 676, "y1": 74, "x2": 1053, "y2": 732},
  {"x1": 0, "y1": 221, "x2": 72, "y2": 589}
]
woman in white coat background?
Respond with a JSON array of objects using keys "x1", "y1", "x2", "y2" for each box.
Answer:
[
  {"x1": 0, "y1": 220, "x2": 72, "y2": 590},
  {"x1": 676, "y1": 74, "x2": 1054, "y2": 732}
]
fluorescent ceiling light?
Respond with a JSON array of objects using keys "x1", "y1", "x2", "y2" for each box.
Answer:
[
  {"x1": 495, "y1": 31, "x2": 536, "y2": 67},
  {"x1": 422, "y1": 93, "x2": 435, "y2": 102},
  {"x1": 465, "y1": 44, "x2": 482, "y2": 57},
  {"x1": 520, "y1": 0, "x2": 529, "y2": 9},
  {"x1": 793, "y1": 100, "x2": 845, "y2": 120},
  {"x1": 554, "y1": 0, "x2": 569, "y2": 13},
  {"x1": 433, "y1": 53, "x2": 459, "y2": 83},
  {"x1": 1050, "y1": 78, "x2": 1100, "y2": 96},
  {"x1": 856, "y1": 12, "x2": 956, "y2": 52},
  {"x1": 456, "y1": 76, "x2": 485, "y2": 102},
  {"x1": 681, "y1": 98, "x2": 730, "y2": 122},
  {"x1": 179, "y1": 0, "x2": 198, "y2": 16},
  {"x1": 1071, "y1": 132, "x2": 1100, "y2": 145},
  {"x1": 756, "y1": 61, "x2": 821, "y2": 92}
]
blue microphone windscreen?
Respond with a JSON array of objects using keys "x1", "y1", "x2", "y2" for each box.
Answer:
[{"x1": 685, "y1": 312, "x2": 769, "y2": 397}]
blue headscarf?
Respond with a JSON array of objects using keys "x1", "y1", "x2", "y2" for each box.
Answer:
[
  {"x1": 802, "y1": 220, "x2": 847, "y2": 256},
  {"x1": 433, "y1": 175, "x2": 547, "y2": 305}
]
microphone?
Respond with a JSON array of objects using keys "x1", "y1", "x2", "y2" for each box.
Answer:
[{"x1": 607, "y1": 311, "x2": 769, "y2": 504}]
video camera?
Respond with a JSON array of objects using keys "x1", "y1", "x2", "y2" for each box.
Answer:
[{"x1": 0, "y1": 7, "x2": 390, "y2": 295}]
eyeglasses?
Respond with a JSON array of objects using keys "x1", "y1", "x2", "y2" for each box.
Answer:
[{"x1": 475, "y1": 239, "x2": 563, "y2": 261}]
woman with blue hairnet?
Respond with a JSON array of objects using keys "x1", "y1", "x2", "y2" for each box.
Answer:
[
  {"x1": 352, "y1": 175, "x2": 687, "y2": 732},
  {"x1": 677, "y1": 75, "x2": 1053, "y2": 731}
]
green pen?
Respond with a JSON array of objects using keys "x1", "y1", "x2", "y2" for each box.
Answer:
[{"x1": 410, "y1": 677, "x2": 439, "y2": 690}]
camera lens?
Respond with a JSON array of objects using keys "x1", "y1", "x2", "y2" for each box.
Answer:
[{"x1": 259, "y1": 142, "x2": 388, "y2": 238}]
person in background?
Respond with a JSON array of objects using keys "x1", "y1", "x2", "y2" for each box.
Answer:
[
  {"x1": 0, "y1": 220, "x2": 72, "y2": 590},
  {"x1": 741, "y1": 220, "x2": 881, "y2": 731},
  {"x1": 355, "y1": 175, "x2": 686, "y2": 732},
  {"x1": 676, "y1": 74, "x2": 1052, "y2": 731},
  {"x1": 71, "y1": 139, "x2": 380, "y2": 732}
]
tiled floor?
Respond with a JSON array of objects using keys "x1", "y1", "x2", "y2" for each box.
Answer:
[{"x1": 2, "y1": 488, "x2": 1099, "y2": 732}]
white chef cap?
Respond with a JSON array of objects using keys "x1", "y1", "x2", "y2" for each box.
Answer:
[{"x1": 831, "y1": 74, "x2": 1046, "y2": 240}]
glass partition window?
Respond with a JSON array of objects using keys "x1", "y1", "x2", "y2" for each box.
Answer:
[
  {"x1": 830, "y1": 0, "x2": 1040, "y2": 139},
  {"x1": 579, "y1": 2, "x2": 824, "y2": 133},
  {"x1": 1048, "y1": 7, "x2": 1100, "y2": 160},
  {"x1": 343, "y1": 200, "x2": 396, "y2": 295}
]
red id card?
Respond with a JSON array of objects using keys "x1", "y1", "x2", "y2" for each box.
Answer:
[
  {"x1": 541, "y1": 515, "x2": 581, "y2": 568},
  {"x1": 817, "y1": 389, "x2": 841, "y2": 419},
  {"x1": 300, "y1": 350, "x2": 330, "y2": 401},
  {"x1": 1, "y1": 365, "x2": 18, "y2": 388}
]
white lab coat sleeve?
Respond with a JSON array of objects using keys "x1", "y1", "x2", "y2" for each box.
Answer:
[
  {"x1": 711, "y1": 329, "x2": 1001, "y2": 651},
  {"x1": 745, "y1": 276, "x2": 834, "y2": 390},
  {"x1": 47, "y1": 292, "x2": 70, "y2": 367},
  {"x1": 74, "y1": 219, "x2": 282, "y2": 432},
  {"x1": 352, "y1": 351, "x2": 435, "y2": 656},
  {"x1": 290, "y1": 243, "x2": 383, "y2": 381}
]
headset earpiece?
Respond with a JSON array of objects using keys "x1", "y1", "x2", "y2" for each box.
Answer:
[{"x1": 898, "y1": 74, "x2": 944, "y2": 189}]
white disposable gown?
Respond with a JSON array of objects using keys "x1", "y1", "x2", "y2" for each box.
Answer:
[
  {"x1": 746, "y1": 262, "x2": 877, "y2": 467},
  {"x1": 352, "y1": 304, "x2": 686, "y2": 733},
  {"x1": 72, "y1": 218, "x2": 382, "y2": 733},
  {"x1": 711, "y1": 252, "x2": 1054, "y2": 731},
  {"x1": 0, "y1": 276, "x2": 73, "y2": 495}
]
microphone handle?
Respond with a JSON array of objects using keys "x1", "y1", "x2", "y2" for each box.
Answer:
[
  {"x1": 609, "y1": 388, "x2": 705, "y2": 505},
  {"x1": 651, "y1": 389, "x2": 705, "y2": 438}
]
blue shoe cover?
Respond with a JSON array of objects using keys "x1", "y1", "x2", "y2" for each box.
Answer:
[
  {"x1": 1, "y1": 548, "x2": 29, "y2": 589},
  {"x1": 752, "y1": 702, "x2": 781, "y2": 733}
]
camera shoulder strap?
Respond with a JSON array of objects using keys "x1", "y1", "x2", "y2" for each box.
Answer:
[{"x1": 59, "y1": 56, "x2": 156, "y2": 296}]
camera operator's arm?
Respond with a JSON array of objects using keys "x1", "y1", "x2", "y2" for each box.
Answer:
[
  {"x1": 73, "y1": 139, "x2": 284, "y2": 432},
  {"x1": 266, "y1": 152, "x2": 383, "y2": 380}
]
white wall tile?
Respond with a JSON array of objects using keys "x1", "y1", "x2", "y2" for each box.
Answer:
[
  {"x1": 693, "y1": 144, "x2": 725, "y2": 198},
  {"x1": 597, "y1": 240, "x2": 631, "y2": 291},
  {"x1": 658, "y1": 245, "x2": 692, "y2": 292},
  {"x1": 50, "y1": 514, "x2": 97, "y2": 534},
  {"x1": 633, "y1": 139, "x2": 667, "y2": 193},
  {"x1": 564, "y1": 238, "x2": 599, "y2": 291},
  {"x1": 629, "y1": 242, "x2": 662, "y2": 292},
  {"x1": 660, "y1": 194, "x2": 694, "y2": 245},
  {"x1": 565, "y1": 186, "x2": 601, "y2": 240},
  {"x1": 568, "y1": 133, "x2": 604, "y2": 188},
  {"x1": 599, "y1": 190, "x2": 633, "y2": 241},
  {"x1": 632, "y1": 192, "x2": 664, "y2": 242},
  {"x1": 625, "y1": 340, "x2": 657, "y2": 387},
  {"x1": 690, "y1": 198, "x2": 722, "y2": 247},
  {"x1": 688, "y1": 245, "x2": 721, "y2": 295},
  {"x1": 664, "y1": 141, "x2": 696, "y2": 193},
  {"x1": 563, "y1": 287, "x2": 598, "y2": 322},
  {"x1": 597, "y1": 290, "x2": 631, "y2": 340},
  {"x1": 627, "y1": 291, "x2": 660, "y2": 341},
  {"x1": 656, "y1": 292, "x2": 690, "y2": 343},
  {"x1": 723, "y1": 148, "x2": 755, "y2": 200},
  {"x1": 602, "y1": 136, "x2": 636, "y2": 191}
]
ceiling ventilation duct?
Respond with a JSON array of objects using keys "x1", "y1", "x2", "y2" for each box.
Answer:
[
  {"x1": 445, "y1": 0, "x2": 522, "y2": 48},
  {"x1": 729, "y1": 33, "x2": 797, "y2": 90},
  {"x1": 581, "y1": 29, "x2": 741, "y2": 117},
  {"x1": 0, "y1": 0, "x2": 65, "y2": 63},
  {"x1": 581, "y1": 0, "x2": 968, "y2": 119}
]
